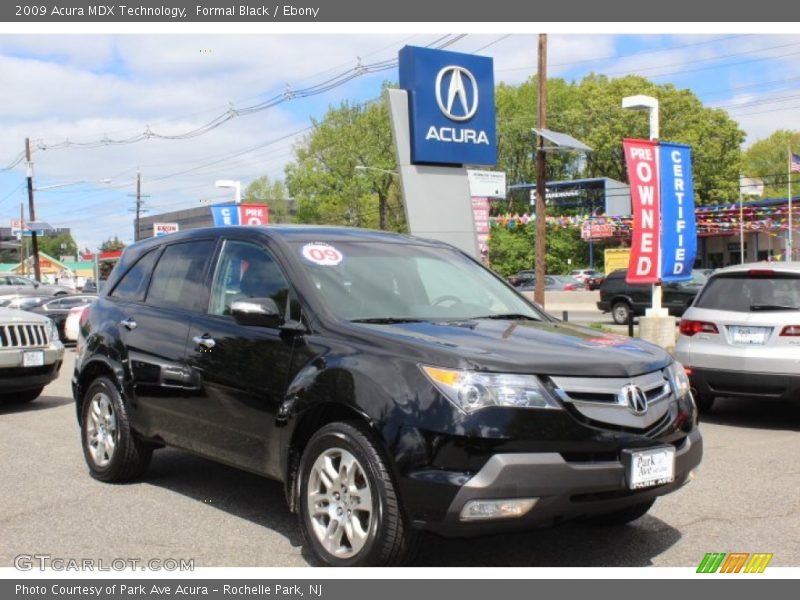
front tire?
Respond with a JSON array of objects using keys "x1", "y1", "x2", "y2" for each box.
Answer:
[
  {"x1": 585, "y1": 499, "x2": 655, "y2": 526},
  {"x1": 298, "y1": 422, "x2": 417, "y2": 566},
  {"x1": 80, "y1": 376, "x2": 152, "y2": 482}
]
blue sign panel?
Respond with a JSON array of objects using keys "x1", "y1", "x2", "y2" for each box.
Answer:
[
  {"x1": 659, "y1": 142, "x2": 697, "y2": 282},
  {"x1": 399, "y1": 45, "x2": 497, "y2": 166},
  {"x1": 210, "y1": 203, "x2": 239, "y2": 226}
]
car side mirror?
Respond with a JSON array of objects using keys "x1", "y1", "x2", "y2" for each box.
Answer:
[{"x1": 231, "y1": 298, "x2": 282, "y2": 328}]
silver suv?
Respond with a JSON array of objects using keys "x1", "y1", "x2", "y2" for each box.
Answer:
[
  {"x1": 675, "y1": 262, "x2": 800, "y2": 412},
  {"x1": 0, "y1": 307, "x2": 64, "y2": 403}
]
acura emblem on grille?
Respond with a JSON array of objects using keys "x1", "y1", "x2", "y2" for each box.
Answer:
[{"x1": 620, "y1": 384, "x2": 648, "y2": 415}]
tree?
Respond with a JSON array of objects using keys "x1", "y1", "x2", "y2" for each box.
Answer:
[
  {"x1": 285, "y1": 94, "x2": 405, "y2": 231},
  {"x1": 100, "y1": 236, "x2": 126, "y2": 252},
  {"x1": 742, "y1": 129, "x2": 800, "y2": 199},
  {"x1": 36, "y1": 231, "x2": 78, "y2": 259},
  {"x1": 496, "y1": 74, "x2": 746, "y2": 204},
  {"x1": 488, "y1": 222, "x2": 588, "y2": 277},
  {"x1": 243, "y1": 175, "x2": 293, "y2": 223}
]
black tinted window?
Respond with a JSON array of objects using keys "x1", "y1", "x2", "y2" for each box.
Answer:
[
  {"x1": 695, "y1": 273, "x2": 800, "y2": 312},
  {"x1": 146, "y1": 241, "x2": 215, "y2": 312},
  {"x1": 111, "y1": 250, "x2": 160, "y2": 302}
]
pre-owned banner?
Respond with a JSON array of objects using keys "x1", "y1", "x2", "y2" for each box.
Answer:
[
  {"x1": 623, "y1": 139, "x2": 661, "y2": 284},
  {"x1": 659, "y1": 142, "x2": 697, "y2": 282}
]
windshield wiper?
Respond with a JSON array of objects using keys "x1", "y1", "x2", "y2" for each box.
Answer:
[
  {"x1": 350, "y1": 317, "x2": 425, "y2": 324},
  {"x1": 470, "y1": 313, "x2": 540, "y2": 321},
  {"x1": 750, "y1": 304, "x2": 799, "y2": 311}
]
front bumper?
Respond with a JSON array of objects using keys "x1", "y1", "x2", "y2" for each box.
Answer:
[
  {"x1": 689, "y1": 367, "x2": 800, "y2": 402},
  {"x1": 418, "y1": 427, "x2": 702, "y2": 537}
]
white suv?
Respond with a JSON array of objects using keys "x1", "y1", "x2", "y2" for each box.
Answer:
[{"x1": 675, "y1": 263, "x2": 800, "y2": 412}]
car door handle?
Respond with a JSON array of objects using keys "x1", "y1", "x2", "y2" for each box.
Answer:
[
  {"x1": 121, "y1": 318, "x2": 137, "y2": 331},
  {"x1": 192, "y1": 335, "x2": 216, "y2": 349}
]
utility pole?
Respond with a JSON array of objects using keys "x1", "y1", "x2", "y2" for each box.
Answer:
[
  {"x1": 20, "y1": 202, "x2": 26, "y2": 275},
  {"x1": 135, "y1": 171, "x2": 142, "y2": 242},
  {"x1": 25, "y1": 137, "x2": 41, "y2": 281},
  {"x1": 534, "y1": 34, "x2": 548, "y2": 307}
]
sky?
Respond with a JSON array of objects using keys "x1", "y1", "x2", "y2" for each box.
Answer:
[{"x1": 1, "y1": 32, "x2": 800, "y2": 251}]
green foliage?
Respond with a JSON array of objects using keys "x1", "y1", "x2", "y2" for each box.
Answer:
[
  {"x1": 496, "y1": 74, "x2": 745, "y2": 204},
  {"x1": 243, "y1": 175, "x2": 292, "y2": 223},
  {"x1": 285, "y1": 93, "x2": 406, "y2": 231},
  {"x1": 742, "y1": 129, "x2": 800, "y2": 199},
  {"x1": 488, "y1": 223, "x2": 588, "y2": 276},
  {"x1": 100, "y1": 235, "x2": 126, "y2": 252},
  {"x1": 35, "y1": 231, "x2": 78, "y2": 258}
]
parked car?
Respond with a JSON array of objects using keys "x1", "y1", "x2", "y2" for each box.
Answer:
[
  {"x1": 597, "y1": 269, "x2": 708, "y2": 324},
  {"x1": 81, "y1": 279, "x2": 106, "y2": 294},
  {"x1": 64, "y1": 304, "x2": 91, "y2": 343},
  {"x1": 569, "y1": 269, "x2": 605, "y2": 289},
  {"x1": 509, "y1": 272, "x2": 585, "y2": 292},
  {"x1": 0, "y1": 306, "x2": 64, "y2": 403},
  {"x1": 26, "y1": 294, "x2": 96, "y2": 342},
  {"x1": 74, "y1": 226, "x2": 701, "y2": 567},
  {"x1": 0, "y1": 274, "x2": 74, "y2": 297},
  {"x1": 675, "y1": 263, "x2": 800, "y2": 412},
  {"x1": 0, "y1": 295, "x2": 53, "y2": 310}
]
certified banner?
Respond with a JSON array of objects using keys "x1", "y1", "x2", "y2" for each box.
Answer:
[
  {"x1": 659, "y1": 142, "x2": 697, "y2": 282},
  {"x1": 623, "y1": 139, "x2": 661, "y2": 284}
]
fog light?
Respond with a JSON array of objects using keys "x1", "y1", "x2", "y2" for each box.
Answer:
[{"x1": 459, "y1": 498, "x2": 538, "y2": 521}]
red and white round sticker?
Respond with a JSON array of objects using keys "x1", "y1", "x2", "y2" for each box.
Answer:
[{"x1": 302, "y1": 243, "x2": 343, "y2": 266}]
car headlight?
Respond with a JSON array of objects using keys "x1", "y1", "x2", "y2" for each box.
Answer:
[
  {"x1": 420, "y1": 365, "x2": 561, "y2": 414},
  {"x1": 45, "y1": 318, "x2": 59, "y2": 344},
  {"x1": 667, "y1": 361, "x2": 691, "y2": 398}
]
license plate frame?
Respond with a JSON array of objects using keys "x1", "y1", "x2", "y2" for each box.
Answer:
[
  {"x1": 22, "y1": 351, "x2": 45, "y2": 368},
  {"x1": 730, "y1": 326, "x2": 770, "y2": 345},
  {"x1": 622, "y1": 446, "x2": 676, "y2": 490}
]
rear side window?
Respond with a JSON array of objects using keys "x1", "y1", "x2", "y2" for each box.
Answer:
[
  {"x1": 146, "y1": 241, "x2": 215, "y2": 312},
  {"x1": 111, "y1": 250, "x2": 160, "y2": 302},
  {"x1": 695, "y1": 272, "x2": 800, "y2": 312}
]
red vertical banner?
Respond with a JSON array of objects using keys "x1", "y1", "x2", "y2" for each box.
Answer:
[
  {"x1": 623, "y1": 139, "x2": 661, "y2": 284},
  {"x1": 237, "y1": 204, "x2": 270, "y2": 226}
]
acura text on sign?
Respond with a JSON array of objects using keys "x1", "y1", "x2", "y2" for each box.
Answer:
[{"x1": 623, "y1": 139, "x2": 661, "y2": 284}]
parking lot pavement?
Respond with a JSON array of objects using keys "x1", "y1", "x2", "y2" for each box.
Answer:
[{"x1": 1, "y1": 350, "x2": 798, "y2": 568}]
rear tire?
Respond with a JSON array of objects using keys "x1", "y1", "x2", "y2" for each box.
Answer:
[
  {"x1": 611, "y1": 301, "x2": 632, "y2": 325},
  {"x1": 80, "y1": 376, "x2": 152, "y2": 482},
  {"x1": 2, "y1": 388, "x2": 43, "y2": 404},
  {"x1": 298, "y1": 421, "x2": 418, "y2": 566},
  {"x1": 586, "y1": 499, "x2": 655, "y2": 526}
]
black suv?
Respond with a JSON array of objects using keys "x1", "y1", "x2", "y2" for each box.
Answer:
[
  {"x1": 597, "y1": 269, "x2": 708, "y2": 324},
  {"x1": 73, "y1": 226, "x2": 701, "y2": 566}
]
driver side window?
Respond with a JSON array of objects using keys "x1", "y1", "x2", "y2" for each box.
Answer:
[{"x1": 209, "y1": 240, "x2": 290, "y2": 317}]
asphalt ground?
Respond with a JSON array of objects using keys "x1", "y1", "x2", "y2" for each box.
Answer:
[{"x1": 1, "y1": 349, "x2": 798, "y2": 568}]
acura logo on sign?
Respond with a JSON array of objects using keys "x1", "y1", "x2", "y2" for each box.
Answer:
[
  {"x1": 620, "y1": 384, "x2": 648, "y2": 415},
  {"x1": 435, "y1": 66, "x2": 479, "y2": 121}
]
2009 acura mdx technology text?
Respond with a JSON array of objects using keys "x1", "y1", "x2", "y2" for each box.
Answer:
[{"x1": 73, "y1": 226, "x2": 702, "y2": 566}]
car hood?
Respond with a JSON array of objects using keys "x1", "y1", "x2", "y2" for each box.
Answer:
[
  {"x1": 0, "y1": 307, "x2": 50, "y2": 324},
  {"x1": 350, "y1": 319, "x2": 671, "y2": 377}
]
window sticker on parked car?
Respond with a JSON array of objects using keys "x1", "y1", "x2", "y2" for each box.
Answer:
[{"x1": 301, "y1": 243, "x2": 344, "y2": 266}]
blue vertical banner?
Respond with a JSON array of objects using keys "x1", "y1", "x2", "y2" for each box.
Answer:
[{"x1": 659, "y1": 142, "x2": 697, "y2": 282}]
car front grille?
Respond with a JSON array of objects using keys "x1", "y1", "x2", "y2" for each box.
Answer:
[{"x1": 0, "y1": 323, "x2": 48, "y2": 348}]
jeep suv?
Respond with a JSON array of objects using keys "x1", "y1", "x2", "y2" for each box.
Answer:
[
  {"x1": 73, "y1": 226, "x2": 701, "y2": 566},
  {"x1": 1, "y1": 306, "x2": 64, "y2": 403},
  {"x1": 597, "y1": 269, "x2": 708, "y2": 324}
]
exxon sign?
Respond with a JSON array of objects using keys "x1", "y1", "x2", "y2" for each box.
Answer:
[{"x1": 399, "y1": 46, "x2": 497, "y2": 166}]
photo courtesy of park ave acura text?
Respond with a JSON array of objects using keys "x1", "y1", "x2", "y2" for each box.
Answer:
[{"x1": 0, "y1": 22, "x2": 799, "y2": 571}]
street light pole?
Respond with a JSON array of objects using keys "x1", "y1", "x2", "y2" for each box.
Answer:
[
  {"x1": 216, "y1": 179, "x2": 242, "y2": 205},
  {"x1": 534, "y1": 33, "x2": 548, "y2": 308}
]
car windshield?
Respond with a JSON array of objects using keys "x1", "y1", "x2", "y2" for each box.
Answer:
[
  {"x1": 694, "y1": 271, "x2": 800, "y2": 312},
  {"x1": 293, "y1": 241, "x2": 544, "y2": 322}
]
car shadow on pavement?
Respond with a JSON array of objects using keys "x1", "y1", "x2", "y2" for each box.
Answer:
[
  {"x1": 0, "y1": 394, "x2": 73, "y2": 414},
  {"x1": 700, "y1": 397, "x2": 800, "y2": 432},
  {"x1": 141, "y1": 449, "x2": 682, "y2": 567},
  {"x1": 143, "y1": 448, "x2": 306, "y2": 550},
  {"x1": 412, "y1": 516, "x2": 681, "y2": 567}
]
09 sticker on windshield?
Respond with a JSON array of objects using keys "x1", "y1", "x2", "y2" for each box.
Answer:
[{"x1": 301, "y1": 243, "x2": 344, "y2": 266}]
